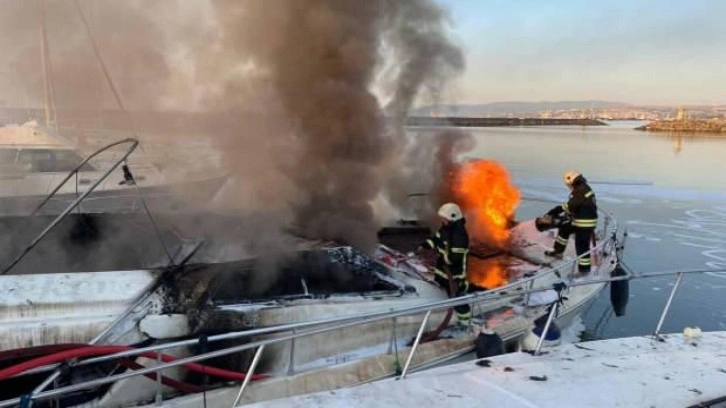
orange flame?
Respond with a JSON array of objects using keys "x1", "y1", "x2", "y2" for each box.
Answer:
[
  {"x1": 468, "y1": 262, "x2": 509, "y2": 289},
  {"x1": 451, "y1": 159, "x2": 520, "y2": 249}
]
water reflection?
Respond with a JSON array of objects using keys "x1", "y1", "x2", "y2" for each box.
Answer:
[
  {"x1": 674, "y1": 134, "x2": 682, "y2": 154},
  {"x1": 441, "y1": 125, "x2": 726, "y2": 192},
  {"x1": 644, "y1": 131, "x2": 726, "y2": 156}
]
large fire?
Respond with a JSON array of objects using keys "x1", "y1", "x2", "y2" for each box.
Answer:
[
  {"x1": 451, "y1": 159, "x2": 520, "y2": 249},
  {"x1": 468, "y1": 262, "x2": 509, "y2": 289}
]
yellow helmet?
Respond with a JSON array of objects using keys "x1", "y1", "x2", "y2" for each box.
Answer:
[
  {"x1": 437, "y1": 202, "x2": 463, "y2": 222},
  {"x1": 563, "y1": 170, "x2": 581, "y2": 187}
]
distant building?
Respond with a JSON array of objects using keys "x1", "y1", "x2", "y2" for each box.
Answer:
[{"x1": 676, "y1": 107, "x2": 686, "y2": 121}]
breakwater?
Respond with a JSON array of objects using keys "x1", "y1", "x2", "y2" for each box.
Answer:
[{"x1": 635, "y1": 119, "x2": 726, "y2": 134}]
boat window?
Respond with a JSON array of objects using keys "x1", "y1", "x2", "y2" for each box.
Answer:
[
  {"x1": 208, "y1": 247, "x2": 403, "y2": 303},
  {"x1": 0, "y1": 148, "x2": 22, "y2": 174},
  {"x1": 54, "y1": 150, "x2": 96, "y2": 172},
  {"x1": 17, "y1": 149, "x2": 53, "y2": 172},
  {"x1": 300, "y1": 248, "x2": 402, "y2": 295},
  {"x1": 16, "y1": 149, "x2": 96, "y2": 173},
  {"x1": 206, "y1": 259, "x2": 306, "y2": 302},
  {"x1": 0, "y1": 148, "x2": 19, "y2": 164}
]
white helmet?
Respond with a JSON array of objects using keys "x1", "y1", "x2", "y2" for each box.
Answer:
[
  {"x1": 437, "y1": 202, "x2": 463, "y2": 222},
  {"x1": 563, "y1": 170, "x2": 581, "y2": 187}
]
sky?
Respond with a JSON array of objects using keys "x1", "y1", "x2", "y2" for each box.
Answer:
[
  {"x1": 435, "y1": 0, "x2": 726, "y2": 106},
  {"x1": 0, "y1": 0, "x2": 724, "y2": 109}
]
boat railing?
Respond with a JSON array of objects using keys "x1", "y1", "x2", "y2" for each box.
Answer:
[
  {"x1": 516, "y1": 205, "x2": 618, "y2": 305},
  {"x1": 0, "y1": 138, "x2": 139, "y2": 275},
  {"x1": 6, "y1": 257, "x2": 723, "y2": 408},
  {"x1": 30, "y1": 138, "x2": 139, "y2": 215},
  {"x1": 12, "y1": 206, "x2": 621, "y2": 377},
  {"x1": 3, "y1": 251, "x2": 721, "y2": 408},
  {"x1": 0, "y1": 207, "x2": 629, "y2": 407},
  {"x1": 0, "y1": 274, "x2": 612, "y2": 408}
]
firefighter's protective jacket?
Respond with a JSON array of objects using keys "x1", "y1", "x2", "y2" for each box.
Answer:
[
  {"x1": 548, "y1": 180, "x2": 598, "y2": 228},
  {"x1": 423, "y1": 219, "x2": 470, "y2": 281}
]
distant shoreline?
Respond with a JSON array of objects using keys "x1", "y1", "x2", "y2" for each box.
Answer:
[{"x1": 405, "y1": 117, "x2": 606, "y2": 127}]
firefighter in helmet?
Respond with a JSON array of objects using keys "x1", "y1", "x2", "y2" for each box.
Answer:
[
  {"x1": 418, "y1": 202, "x2": 472, "y2": 323},
  {"x1": 545, "y1": 171, "x2": 598, "y2": 275}
]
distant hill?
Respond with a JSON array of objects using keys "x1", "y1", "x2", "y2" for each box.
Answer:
[{"x1": 411, "y1": 100, "x2": 633, "y2": 117}]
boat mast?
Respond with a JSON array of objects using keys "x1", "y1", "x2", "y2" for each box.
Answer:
[{"x1": 39, "y1": 0, "x2": 57, "y2": 128}]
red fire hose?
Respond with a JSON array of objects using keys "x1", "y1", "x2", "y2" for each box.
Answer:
[
  {"x1": 0, "y1": 344, "x2": 267, "y2": 383},
  {"x1": 0, "y1": 343, "x2": 87, "y2": 363},
  {"x1": 420, "y1": 265, "x2": 456, "y2": 343}
]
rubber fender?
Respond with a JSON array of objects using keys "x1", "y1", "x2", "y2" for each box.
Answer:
[
  {"x1": 532, "y1": 318, "x2": 561, "y2": 341},
  {"x1": 610, "y1": 265, "x2": 629, "y2": 317},
  {"x1": 520, "y1": 330, "x2": 561, "y2": 351}
]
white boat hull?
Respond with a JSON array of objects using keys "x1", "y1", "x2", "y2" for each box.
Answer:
[
  {"x1": 107, "y1": 221, "x2": 617, "y2": 407},
  {"x1": 120, "y1": 284, "x2": 604, "y2": 408},
  {"x1": 0, "y1": 173, "x2": 227, "y2": 216},
  {"x1": 0, "y1": 215, "x2": 620, "y2": 407}
]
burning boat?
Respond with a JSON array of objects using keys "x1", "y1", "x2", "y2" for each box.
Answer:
[
  {"x1": 0, "y1": 152, "x2": 625, "y2": 406},
  {"x1": 0, "y1": 197, "x2": 623, "y2": 406},
  {"x1": 0, "y1": 2, "x2": 626, "y2": 404}
]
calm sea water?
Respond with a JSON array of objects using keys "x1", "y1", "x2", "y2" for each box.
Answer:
[{"x1": 417, "y1": 121, "x2": 726, "y2": 339}]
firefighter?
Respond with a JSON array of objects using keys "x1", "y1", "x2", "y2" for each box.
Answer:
[
  {"x1": 417, "y1": 202, "x2": 472, "y2": 323},
  {"x1": 545, "y1": 171, "x2": 598, "y2": 275}
]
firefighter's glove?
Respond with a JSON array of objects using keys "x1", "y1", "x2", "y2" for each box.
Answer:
[{"x1": 547, "y1": 206, "x2": 563, "y2": 216}]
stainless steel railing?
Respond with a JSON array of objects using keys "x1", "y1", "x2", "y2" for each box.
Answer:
[
  {"x1": 3, "y1": 260, "x2": 721, "y2": 408},
  {"x1": 0, "y1": 206, "x2": 625, "y2": 407},
  {"x1": 12, "y1": 207, "x2": 620, "y2": 380},
  {"x1": 1, "y1": 138, "x2": 139, "y2": 275}
]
